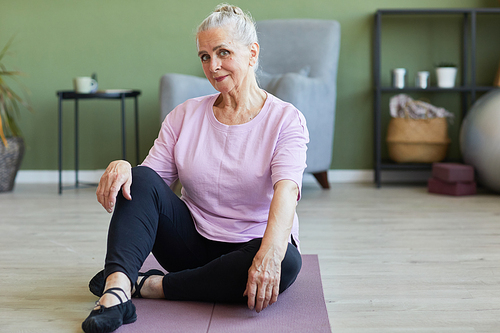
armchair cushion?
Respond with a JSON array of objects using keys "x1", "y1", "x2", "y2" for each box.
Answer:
[
  {"x1": 160, "y1": 73, "x2": 216, "y2": 122},
  {"x1": 257, "y1": 72, "x2": 335, "y2": 173},
  {"x1": 255, "y1": 19, "x2": 340, "y2": 175}
]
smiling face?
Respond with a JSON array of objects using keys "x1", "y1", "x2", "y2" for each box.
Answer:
[{"x1": 197, "y1": 27, "x2": 258, "y2": 94}]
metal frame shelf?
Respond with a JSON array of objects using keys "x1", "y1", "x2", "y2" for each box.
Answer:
[{"x1": 373, "y1": 8, "x2": 500, "y2": 187}]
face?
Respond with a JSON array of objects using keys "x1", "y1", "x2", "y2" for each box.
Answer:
[{"x1": 197, "y1": 27, "x2": 258, "y2": 94}]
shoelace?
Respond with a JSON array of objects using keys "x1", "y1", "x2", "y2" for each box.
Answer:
[{"x1": 93, "y1": 287, "x2": 127, "y2": 312}]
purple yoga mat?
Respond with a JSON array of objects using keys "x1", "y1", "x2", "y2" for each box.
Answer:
[{"x1": 117, "y1": 254, "x2": 331, "y2": 333}]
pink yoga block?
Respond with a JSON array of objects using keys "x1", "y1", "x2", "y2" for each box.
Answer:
[
  {"x1": 428, "y1": 177, "x2": 477, "y2": 196},
  {"x1": 432, "y1": 163, "x2": 475, "y2": 182}
]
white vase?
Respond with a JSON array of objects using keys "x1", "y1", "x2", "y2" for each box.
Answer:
[{"x1": 436, "y1": 67, "x2": 457, "y2": 88}]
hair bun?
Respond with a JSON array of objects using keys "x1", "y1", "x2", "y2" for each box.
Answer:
[{"x1": 214, "y1": 3, "x2": 243, "y2": 15}]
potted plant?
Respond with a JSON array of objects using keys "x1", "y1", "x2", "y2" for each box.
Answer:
[
  {"x1": 0, "y1": 36, "x2": 33, "y2": 192},
  {"x1": 435, "y1": 62, "x2": 458, "y2": 88}
]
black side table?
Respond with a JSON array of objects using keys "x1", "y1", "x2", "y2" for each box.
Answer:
[{"x1": 57, "y1": 90, "x2": 141, "y2": 194}]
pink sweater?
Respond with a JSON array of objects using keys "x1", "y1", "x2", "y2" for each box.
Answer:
[{"x1": 142, "y1": 93, "x2": 309, "y2": 244}]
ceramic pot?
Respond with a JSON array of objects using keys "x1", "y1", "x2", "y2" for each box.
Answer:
[
  {"x1": 436, "y1": 67, "x2": 457, "y2": 88},
  {"x1": 0, "y1": 137, "x2": 25, "y2": 192}
]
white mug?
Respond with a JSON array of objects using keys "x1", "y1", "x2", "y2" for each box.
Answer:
[
  {"x1": 391, "y1": 68, "x2": 406, "y2": 89},
  {"x1": 416, "y1": 71, "x2": 430, "y2": 89},
  {"x1": 73, "y1": 77, "x2": 98, "y2": 93}
]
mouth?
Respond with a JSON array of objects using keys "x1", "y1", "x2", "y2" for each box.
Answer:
[{"x1": 214, "y1": 75, "x2": 228, "y2": 83}]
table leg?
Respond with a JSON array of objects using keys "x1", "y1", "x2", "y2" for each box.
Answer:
[
  {"x1": 58, "y1": 93, "x2": 63, "y2": 194},
  {"x1": 75, "y1": 99, "x2": 79, "y2": 188},
  {"x1": 134, "y1": 96, "x2": 139, "y2": 166},
  {"x1": 121, "y1": 94, "x2": 126, "y2": 161}
]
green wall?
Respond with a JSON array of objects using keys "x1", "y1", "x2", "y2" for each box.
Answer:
[{"x1": 1, "y1": 0, "x2": 498, "y2": 171}]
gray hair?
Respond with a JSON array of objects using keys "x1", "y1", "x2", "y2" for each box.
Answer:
[{"x1": 197, "y1": 4, "x2": 259, "y2": 69}]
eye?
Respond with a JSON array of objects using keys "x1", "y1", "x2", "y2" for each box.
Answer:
[
  {"x1": 200, "y1": 54, "x2": 210, "y2": 62},
  {"x1": 219, "y1": 49, "x2": 230, "y2": 57}
]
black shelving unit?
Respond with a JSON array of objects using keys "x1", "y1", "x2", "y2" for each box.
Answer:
[{"x1": 373, "y1": 8, "x2": 500, "y2": 187}]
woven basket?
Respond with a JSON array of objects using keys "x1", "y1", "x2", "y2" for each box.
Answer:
[
  {"x1": 0, "y1": 137, "x2": 25, "y2": 192},
  {"x1": 386, "y1": 117, "x2": 450, "y2": 163}
]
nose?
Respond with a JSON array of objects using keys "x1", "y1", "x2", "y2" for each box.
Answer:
[{"x1": 210, "y1": 57, "x2": 221, "y2": 72}]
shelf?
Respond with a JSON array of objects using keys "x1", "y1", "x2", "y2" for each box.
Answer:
[
  {"x1": 378, "y1": 86, "x2": 500, "y2": 93},
  {"x1": 380, "y1": 159, "x2": 463, "y2": 170},
  {"x1": 475, "y1": 86, "x2": 500, "y2": 92},
  {"x1": 373, "y1": 8, "x2": 500, "y2": 187},
  {"x1": 379, "y1": 87, "x2": 471, "y2": 93},
  {"x1": 377, "y1": 8, "x2": 500, "y2": 15},
  {"x1": 380, "y1": 162, "x2": 432, "y2": 170}
]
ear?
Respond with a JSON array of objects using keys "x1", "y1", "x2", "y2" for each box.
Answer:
[{"x1": 249, "y1": 42, "x2": 259, "y2": 67}]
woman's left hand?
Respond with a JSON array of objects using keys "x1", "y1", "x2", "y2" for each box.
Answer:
[
  {"x1": 244, "y1": 180, "x2": 298, "y2": 312},
  {"x1": 243, "y1": 247, "x2": 282, "y2": 312}
]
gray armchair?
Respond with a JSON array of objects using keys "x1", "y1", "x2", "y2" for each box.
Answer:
[{"x1": 160, "y1": 19, "x2": 340, "y2": 189}]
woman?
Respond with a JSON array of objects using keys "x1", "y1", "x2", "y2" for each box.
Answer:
[{"x1": 82, "y1": 4, "x2": 309, "y2": 333}]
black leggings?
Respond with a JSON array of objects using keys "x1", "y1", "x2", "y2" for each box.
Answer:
[{"x1": 104, "y1": 166, "x2": 302, "y2": 303}]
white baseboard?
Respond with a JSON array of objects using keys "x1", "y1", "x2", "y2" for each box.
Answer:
[
  {"x1": 302, "y1": 170, "x2": 372, "y2": 184},
  {"x1": 17, "y1": 169, "x2": 431, "y2": 185},
  {"x1": 302, "y1": 169, "x2": 430, "y2": 185},
  {"x1": 16, "y1": 170, "x2": 106, "y2": 184}
]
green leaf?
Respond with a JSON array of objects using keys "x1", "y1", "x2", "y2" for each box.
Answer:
[
  {"x1": 0, "y1": 35, "x2": 16, "y2": 62},
  {"x1": 0, "y1": 34, "x2": 32, "y2": 144}
]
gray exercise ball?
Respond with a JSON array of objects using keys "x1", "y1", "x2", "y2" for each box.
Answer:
[{"x1": 460, "y1": 89, "x2": 500, "y2": 192}]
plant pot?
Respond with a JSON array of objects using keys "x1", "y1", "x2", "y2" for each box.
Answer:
[
  {"x1": 436, "y1": 67, "x2": 457, "y2": 88},
  {"x1": 0, "y1": 137, "x2": 25, "y2": 192}
]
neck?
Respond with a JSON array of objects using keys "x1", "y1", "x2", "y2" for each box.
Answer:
[{"x1": 214, "y1": 72, "x2": 267, "y2": 125}]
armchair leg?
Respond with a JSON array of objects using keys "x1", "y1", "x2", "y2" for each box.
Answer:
[{"x1": 313, "y1": 171, "x2": 330, "y2": 189}]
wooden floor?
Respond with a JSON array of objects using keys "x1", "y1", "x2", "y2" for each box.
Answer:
[{"x1": 1, "y1": 182, "x2": 499, "y2": 332}]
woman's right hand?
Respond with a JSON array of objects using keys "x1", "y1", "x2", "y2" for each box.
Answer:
[{"x1": 96, "y1": 160, "x2": 133, "y2": 213}]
